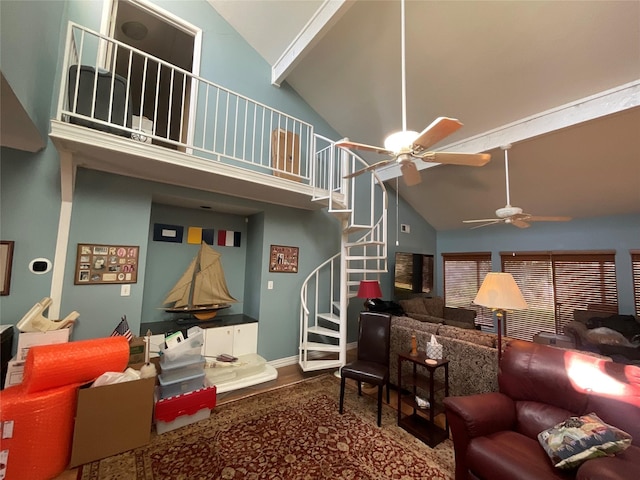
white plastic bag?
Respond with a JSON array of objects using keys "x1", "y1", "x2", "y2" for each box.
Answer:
[{"x1": 91, "y1": 367, "x2": 141, "y2": 387}]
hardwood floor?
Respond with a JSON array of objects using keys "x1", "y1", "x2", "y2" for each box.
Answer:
[{"x1": 56, "y1": 350, "x2": 446, "y2": 479}]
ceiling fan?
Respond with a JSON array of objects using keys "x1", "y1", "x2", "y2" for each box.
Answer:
[
  {"x1": 335, "y1": 0, "x2": 490, "y2": 186},
  {"x1": 463, "y1": 144, "x2": 572, "y2": 229}
]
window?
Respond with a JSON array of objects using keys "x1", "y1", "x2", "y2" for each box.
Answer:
[
  {"x1": 442, "y1": 253, "x2": 492, "y2": 327},
  {"x1": 632, "y1": 251, "x2": 640, "y2": 316},
  {"x1": 502, "y1": 251, "x2": 618, "y2": 341},
  {"x1": 394, "y1": 252, "x2": 434, "y2": 296}
]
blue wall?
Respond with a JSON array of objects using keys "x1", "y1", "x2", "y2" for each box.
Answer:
[{"x1": 437, "y1": 213, "x2": 640, "y2": 315}]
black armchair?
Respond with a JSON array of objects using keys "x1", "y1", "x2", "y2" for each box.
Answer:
[{"x1": 339, "y1": 311, "x2": 391, "y2": 426}]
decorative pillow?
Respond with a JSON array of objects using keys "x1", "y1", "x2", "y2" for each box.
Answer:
[
  {"x1": 585, "y1": 327, "x2": 633, "y2": 346},
  {"x1": 538, "y1": 413, "x2": 632, "y2": 469}
]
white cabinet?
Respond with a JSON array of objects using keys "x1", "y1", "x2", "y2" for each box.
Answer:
[{"x1": 203, "y1": 322, "x2": 258, "y2": 358}]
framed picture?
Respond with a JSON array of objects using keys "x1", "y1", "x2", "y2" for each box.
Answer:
[
  {"x1": 0, "y1": 241, "x2": 14, "y2": 295},
  {"x1": 74, "y1": 244, "x2": 139, "y2": 285},
  {"x1": 269, "y1": 245, "x2": 299, "y2": 273}
]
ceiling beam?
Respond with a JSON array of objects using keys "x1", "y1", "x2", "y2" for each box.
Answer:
[
  {"x1": 376, "y1": 80, "x2": 640, "y2": 182},
  {"x1": 271, "y1": 0, "x2": 352, "y2": 87}
]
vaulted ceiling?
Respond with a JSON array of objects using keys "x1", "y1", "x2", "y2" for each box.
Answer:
[{"x1": 209, "y1": 0, "x2": 640, "y2": 231}]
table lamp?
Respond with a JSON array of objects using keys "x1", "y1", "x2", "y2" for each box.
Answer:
[
  {"x1": 357, "y1": 280, "x2": 383, "y2": 310},
  {"x1": 473, "y1": 272, "x2": 527, "y2": 361}
]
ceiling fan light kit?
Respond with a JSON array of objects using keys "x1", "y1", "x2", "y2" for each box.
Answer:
[
  {"x1": 334, "y1": 0, "x2": 491, "y2": 186},
  {"x1": 384, "y1": 130, "x2": 418, "y2": 152}
]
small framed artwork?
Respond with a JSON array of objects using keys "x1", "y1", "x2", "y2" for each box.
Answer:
[
  {"x1": 0, "y1": 241, "x2": 14, "y2": 295},
  {"x1": 74, "y1": 243, "x2": 139, "y2": 285},
  {"x1": 269, "y1": 245, "x2": 299, "y2": 273}
]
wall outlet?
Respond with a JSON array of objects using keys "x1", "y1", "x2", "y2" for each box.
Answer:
[
  {"x1": 121, "y1": 284, "x2": 131, "y2": 296},
  {"x1": 401, "y1": 224, "x2": 410, "y2": 233}
]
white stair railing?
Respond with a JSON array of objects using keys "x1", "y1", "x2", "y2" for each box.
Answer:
[{"x1": 57, "y1": 22, "x2": 316, "y2": 185}]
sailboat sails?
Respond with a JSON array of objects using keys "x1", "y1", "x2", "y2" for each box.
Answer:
[{"x1": 163, "y1": 243, "x2": 237, "y2": 314}]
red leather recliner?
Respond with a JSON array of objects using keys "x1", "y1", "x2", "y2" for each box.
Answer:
[{"x1": 444, "y1": 340, "x2": 640, "y2": 480}]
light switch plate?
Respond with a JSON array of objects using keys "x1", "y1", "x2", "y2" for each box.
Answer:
[{"x1": 121, "y1": 284, "x2": 131, "y2": 296}]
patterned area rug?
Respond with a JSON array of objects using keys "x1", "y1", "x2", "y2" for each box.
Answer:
[{"x1": 79, "y1": 374, "x2": 454, "y2": 479}]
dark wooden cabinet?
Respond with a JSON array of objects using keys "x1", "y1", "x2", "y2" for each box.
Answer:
[{"x1": 397, "y1": 351, "x2": 449, "y2": 447}]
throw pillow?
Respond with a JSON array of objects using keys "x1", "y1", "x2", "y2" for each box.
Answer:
[
  {"x1": 585, "y1": 327, "x2": 633, "y2": 347},
  {"x1": 537, "y1": 413, "x2": 632, "y2": 469}
]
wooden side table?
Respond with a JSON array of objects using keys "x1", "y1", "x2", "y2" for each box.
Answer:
[{"x1": 397, "y1": 351, "x2": 449, "y2": 447}]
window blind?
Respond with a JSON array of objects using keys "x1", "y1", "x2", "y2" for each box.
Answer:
[
  {"x1": 442, "y1": 253, "x2": 492, "y2": 327},
  {"x1": 502, "y1": 254, "x2": 555, "y2": 341},
  {"x1": 501, "y1": 251, "x2": 618, "y2": 341},
  {"x1": 552, "y1": 253, "x2": 617, "y2": 332},
  {"x1": 632, "y1": 251, "x2": 640, "y2": 316}
]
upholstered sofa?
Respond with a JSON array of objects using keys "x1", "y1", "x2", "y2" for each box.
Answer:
[
  {"x1": 390, "y1": 314, "x2": 507, "y2": 397},
  {"x1": 398, "y1": 296, "x2": 478, "y2": 330},
  {"x1": 565, "y1": 309, "x2": 640, "y2": 364},
  {"x1": 443, "y1": 340, "x2": 640, "y2": 480}
]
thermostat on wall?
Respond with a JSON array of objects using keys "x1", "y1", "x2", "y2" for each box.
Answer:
[{"x1": 29, "y1": 258, "x2": 52, "y2": 274}]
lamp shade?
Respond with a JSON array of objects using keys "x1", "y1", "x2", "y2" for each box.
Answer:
[
  {"x1": 357, "y1": 280, "x2": 382, "y2": 299},
  {"x1": 473, "y1": 272, "x2": 528, "y2": 310}
]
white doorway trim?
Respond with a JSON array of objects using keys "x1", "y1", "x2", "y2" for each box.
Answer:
[{"x1": 100, "y1": 0, "x2": 202, "y2": 152}]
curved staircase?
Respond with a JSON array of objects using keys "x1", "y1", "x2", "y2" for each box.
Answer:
[{"x1": 299, "y1": 137, "x2": 388, "y2": 372}]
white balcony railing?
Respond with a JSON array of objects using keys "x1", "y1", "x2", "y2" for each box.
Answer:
[{"x1": 56, "y1": 22, "x2": 322, "y2": 186}]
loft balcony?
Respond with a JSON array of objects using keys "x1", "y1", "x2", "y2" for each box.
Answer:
[{"x1": 50, "y1": 22, "x2": 350, "y2": 210}]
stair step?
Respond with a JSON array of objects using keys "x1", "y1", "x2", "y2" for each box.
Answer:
[
  {"x1": 303, "y1": 341, "x2": 341, "y2": 353},
  {"x1": 345, "y1": 255, "x2": 387, "y2": 261},
  {"x1": 312, "y1": 194, "x2": 347, "y2": 209},
  {"x1": 345, "y1": 240, "x2": 385, "y2": 248},
  {"x1": 346, "y1": 268, "x2": 387, "y2": 274},
  {"x1": 308, "y1": 325, "x2": 341, "y2": 338},
  {"x1": 299, "y1": 359, "x2": 342, "y2": 372},
  {"x1": 344, "y1": 225, "x2": 370, "y2": 234},
  {"x1": 317, "y1": 312, "x2": 340, "y2": 324}
]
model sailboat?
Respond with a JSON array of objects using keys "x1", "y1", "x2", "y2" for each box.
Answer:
[{"x1": 163, "y1": 242, "x2": 237, "y2": 320}]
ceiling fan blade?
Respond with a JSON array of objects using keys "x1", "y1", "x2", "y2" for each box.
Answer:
[
  {"x1": 463, "y1": 218, "x2": 501, "y2": 223},
  {"x1": 527, "y1": 216, "x2": 572, "y2": 222},
  {"x1": 343, "y1": 158, "x2": 395, "y2": 179},
  {"x1": 335, "y1": 140, "x2": 393, "y2": 155},
  {"x1": 512, "y1": 219, "x2": 531, "y2": 229},
  {"x1": 400, "y1": 161, "x2": 421, "y2": 186},
  {"x1": 411, "y1": 117, "x2": 463, "y2": 152},
  {"x1": 420, "y1": 152, "x2": 491, "y2": 167},
  {"x1": 469, "y1": 220, "x2": 502, "y2": 230}
]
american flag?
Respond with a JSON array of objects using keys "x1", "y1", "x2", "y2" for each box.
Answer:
[{"x1": 111, "y1": 316, "x2": 133, "y2": 341}]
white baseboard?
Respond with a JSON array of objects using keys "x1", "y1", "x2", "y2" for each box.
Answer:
[{"x1": 266, "y1": 341, "x2": 357, "y2": 369}]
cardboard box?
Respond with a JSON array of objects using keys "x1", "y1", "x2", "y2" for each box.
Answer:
[
  {"x1": 69, "y1": 376, "x2": 155, "y2": 467},
  {"x1": 16, "y1": 329, "x2": 70, "y2": 361},
  {"x1": 128, "y1": 336, "x2": 146, "y2": 366}
]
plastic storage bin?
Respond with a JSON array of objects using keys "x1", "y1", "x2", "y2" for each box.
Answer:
[
  {"x1": 159, "y1": 355, "x2": 205, "y2": 383},
  {"x1": 158, "y1": 371, "x2": 205, "y2": 399},
  {"x1": 155, "y1": 385, "x2": 217, "y2": 434},
  {"x1": 159, "y1": 326, "x2": 204, "y2": 363}
]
